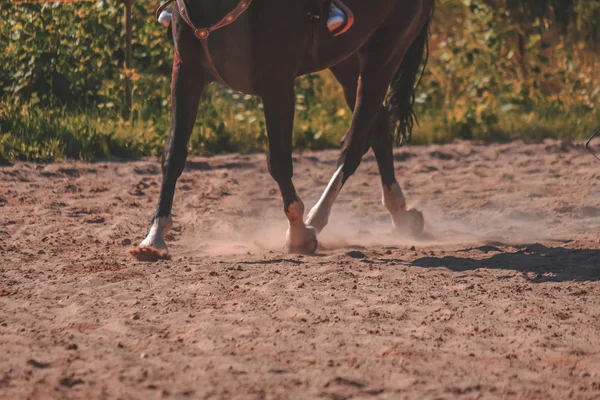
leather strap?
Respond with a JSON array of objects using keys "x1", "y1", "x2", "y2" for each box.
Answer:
[
  {"x1": 175, "y1": 0, "x2": 253, "y2": 40},
  {"x1": 155, "y1": 0, "x2": 253, "y2": 84}
]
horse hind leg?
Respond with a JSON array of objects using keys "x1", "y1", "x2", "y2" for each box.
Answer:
[
  {"x1": 305, "y1": 53, "x2": 394, "y2": 234},
  {"x1": 307, "y1": 58, "x2": 423, "y2": 237},
  {"x1": 307, "y1": 2, "x2": 431, "y2": 236},
  {"x1": 306, "y1": 51, "x2": 398, "y2": 234},
  {"x1": 371, "y1": 109, "x2": 424, "y2": 237},
  {"x1": 375, "y1": 7, "x2": 431, "y2": 237}
]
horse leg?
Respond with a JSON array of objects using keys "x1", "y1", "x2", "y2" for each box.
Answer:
[
  {"x1": 371, "y1": 108, "x2": 425, "y2": 236},
  {"x1": 310, "y1": 57, "x2": 424, "y2": 235},
  {"x1": 305, "y1": 58, "x2": 360, "y2": 232},
  {"x1": 307, "y1": 6, "x2": 430, "y2": 235},
  {"x1": 306, "y1": 58, "x2": 390, "y2": 233},
  {"x1": 261, "y1": 81, "x2": 318, "y2": 254},
  {"x1": 134, "y1": 57, "x2": 206, "y2": 257}
]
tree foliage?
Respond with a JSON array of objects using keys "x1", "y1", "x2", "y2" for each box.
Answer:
[
  {"x1": 0, "y1": 1, "x2": 171, "y2": 110},
  {"x1": 422, "y1": 0, "x2": 599, "y2": 139},
  {"x1": 0, "y1": 0, "x2": 598, "y2": 161}
]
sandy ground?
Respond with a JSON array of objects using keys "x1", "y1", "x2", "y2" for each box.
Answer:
[{"x1": 1, "y1": 140, "x2": 600, "y2": 399}]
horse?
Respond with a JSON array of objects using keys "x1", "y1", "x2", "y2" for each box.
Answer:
[{"x1": 132, "y1": 0, "x2": 434, "y2": 259}]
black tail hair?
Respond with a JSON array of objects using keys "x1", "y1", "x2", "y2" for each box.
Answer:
[{"x1": 385, "y1": 17, "x2": 431, "y2": 145}]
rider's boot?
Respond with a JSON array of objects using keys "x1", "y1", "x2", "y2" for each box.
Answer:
[
  {"x1": 158, "y1": 7, "x2": 172, "y2": 28},
  {"x1": 327, "y1": 1, "x2": 354, "y2": 36}
]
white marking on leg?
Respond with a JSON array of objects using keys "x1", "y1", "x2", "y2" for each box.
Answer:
[
  {"x1": 306, "y1": 164, "x2": 344, "y2": 233},
  {"x1": 140, "y1": 215, "x2": 172, "y2": 251},
  {"x1": 382, "y1": 182, "x2": 407, "y2": 229}
]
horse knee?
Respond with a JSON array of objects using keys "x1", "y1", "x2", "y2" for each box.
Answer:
[
  {"x1": 162, "y1": 149, "x2": 187, "y2": 180},
  {"x1": 267, "y1": 155, "x2": 293, "y2": 184}
]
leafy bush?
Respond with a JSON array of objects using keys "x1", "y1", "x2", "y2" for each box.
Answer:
[{"x1": 418, "y1": 0, "x2": 600, "y2": 140}]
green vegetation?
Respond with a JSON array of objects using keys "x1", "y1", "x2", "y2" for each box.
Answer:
[{"x1": 1, "y1": 0, "x2": 599, "y2": 162}]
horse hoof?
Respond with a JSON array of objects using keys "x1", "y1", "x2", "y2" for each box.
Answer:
[
  {"x1": 285, "y1": 226, "x2": 318, "y2": 255},
  {"x1": 393, "y1": 208, "x2": 424, "y2": 237},
  {"x1": 135, "y1": 216, "x2": 172, "y2": 261},
  {"x1": 405, "y1": 208, "x2": 425, "y2": 237},
  {"x1": 130, "y1": 246, "x2": 170, "y2": 262}
]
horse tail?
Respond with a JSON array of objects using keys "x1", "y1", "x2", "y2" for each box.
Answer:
[{"x1": 385, "y1": 17, "x2": 431, "y2": 145}]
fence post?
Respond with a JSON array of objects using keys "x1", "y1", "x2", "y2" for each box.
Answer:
[{"x1": 124, "y1": 0, "x2": 133, "y2": 120}]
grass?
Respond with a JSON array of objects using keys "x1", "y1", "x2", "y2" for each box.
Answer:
[
  {"x1": 2, "y1": 71, "x2": 598, "y2": 164},
  {"x1": 0, "y1": 71, "x2": 352, "y2": 163},
  {"x1": 411, "y1": 112, "x2": 600, "y2": 146}
]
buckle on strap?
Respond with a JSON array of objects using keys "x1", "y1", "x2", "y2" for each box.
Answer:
[
  {"x1": 194, "y1": 29, "x2": 209, "y2": 39},
  {"x1": 173, "y1": 0, "x2": 253, "y2": 41}
]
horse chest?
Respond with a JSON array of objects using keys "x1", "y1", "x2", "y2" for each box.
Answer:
[{"x1": 202, "y1": 32, "x2": 259, "y2": 95}]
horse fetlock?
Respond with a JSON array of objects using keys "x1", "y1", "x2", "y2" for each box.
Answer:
[
  {"x1": 382, "y1": 182, "x2": 424, "y2": 236},
  {"x1": 286, "y1": 200, "x2": 305, "y2": 225},
  {"x1": 382, "y1": 182, "x2": 406, "y2": 213}
]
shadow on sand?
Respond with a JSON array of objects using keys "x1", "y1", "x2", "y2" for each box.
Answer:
[{"x1": 412, "y1": 243, "x2": 600, "y2": 283}]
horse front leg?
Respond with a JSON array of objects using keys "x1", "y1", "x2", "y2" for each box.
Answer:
[
  {"x1": 305, "y1": 59, "x2": 359, "y2": 233},
  {"x1": 133, "y1": 58, "x2": 206, "y2": 259},
  {"x1": 261, "y1": 81, "x2": 318, "y2": 254}
]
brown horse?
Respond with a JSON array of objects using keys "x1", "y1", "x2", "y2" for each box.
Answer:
[{"x1": 133, "y1": 0, "x2": 434, "y2": 258}]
